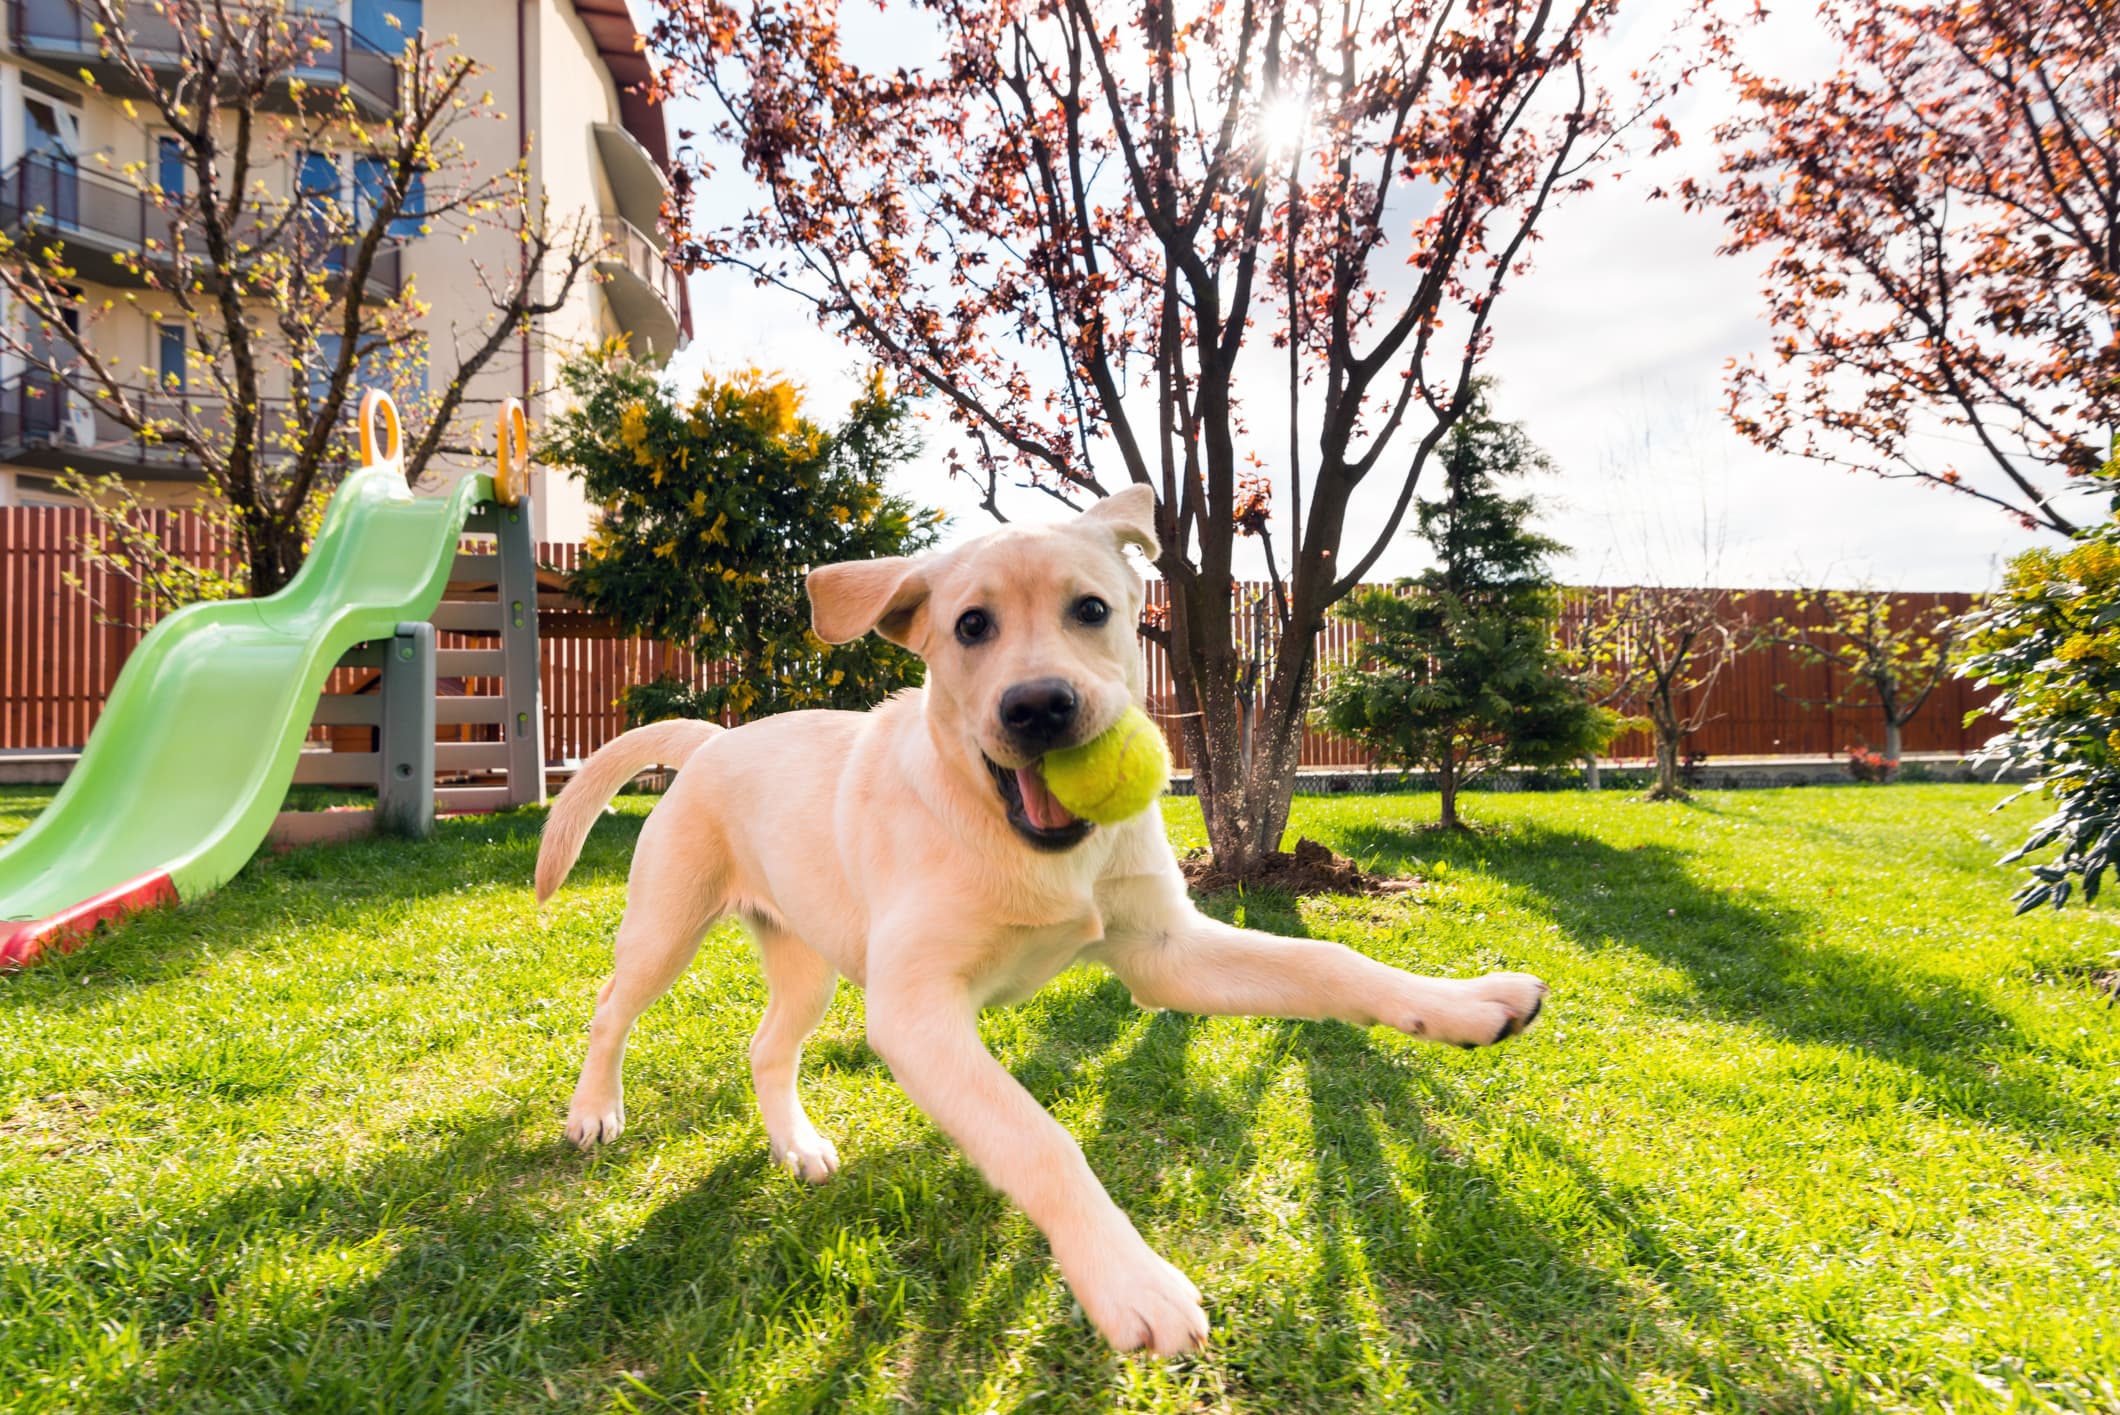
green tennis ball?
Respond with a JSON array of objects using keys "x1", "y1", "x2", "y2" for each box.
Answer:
[{"x1": 1041, "y1": 706, "x2": 1172, "y2": 824}]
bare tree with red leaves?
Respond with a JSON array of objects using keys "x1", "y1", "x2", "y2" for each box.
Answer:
[
  {"x1": 1688, "y1": 0, "x2": 2118, "y2": 537},
  {"x1": 650, "y1": 0, "x2": 1701, "y2": 874},
  {"x1": 1596, "y1": 584, "x2": 1744, "y2": 800}
]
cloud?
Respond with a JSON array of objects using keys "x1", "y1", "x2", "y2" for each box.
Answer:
[{"x1": 1478, "y1": 159, "x2": 2046, "y2": 593}]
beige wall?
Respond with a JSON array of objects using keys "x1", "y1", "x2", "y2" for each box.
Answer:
[{"x1": 394, "y1": 0, "x2": 640, "y2": 541}]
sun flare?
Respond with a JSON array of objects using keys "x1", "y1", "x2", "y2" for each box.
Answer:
[{"x1": 1255, "y1": 94, "x2": 1310, "y2": 158}]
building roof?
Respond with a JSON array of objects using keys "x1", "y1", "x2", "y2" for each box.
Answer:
[{"x1": 568, "y1": 0, "x2": 667, "y2": 171}]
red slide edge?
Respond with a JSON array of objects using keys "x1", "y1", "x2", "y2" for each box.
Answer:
[{"x1": 0, "y1": 871, "x2": 179, "y2": 969}]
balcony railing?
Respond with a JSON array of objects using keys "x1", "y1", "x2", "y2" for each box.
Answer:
[
  {"x1": 0, "y1": 374, "x2": 358, "y2": 479},
  {"x1": 1, "y1": 374, "x2": 202, "y2": 478},
  {"x1": 592, "y1": 123, "x2": 672, "y2": 248},
  {"x1": 0, "y1": 154, "x2": 402, "y2": 300},
  {"x1": 598, "y1": 216, "x2": 681, "y2": 311},
  {"x1": 0, "y1": 153, "x2": 184, "y2": 263},
  {"x1": 596, "y1": 215, "x2": 683, "y2": 358},
  {"x1": 8, "y1": 0, "x2": 398, "y2": 117}
]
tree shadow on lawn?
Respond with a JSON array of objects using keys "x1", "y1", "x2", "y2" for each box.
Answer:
[
  {"x1": 893, "y1": 1003, "x2": 1815, "y2": 1409},
  {"x1": 7, "y1": 799, "x2": 2061, "y2": 1406},
  {"x1": 1290, "y1": 1027, "x2": 1832, "y2": 1411},
  {"x1": 0, "y1": 804, "x2": 616, "y2": 1006},
  {"x1": 1335, "y1": 819, "x2": 2107, "y2": 1148},
  {"x1": 47, "y1": 966, "x2": 1817, "y2": 1412}
]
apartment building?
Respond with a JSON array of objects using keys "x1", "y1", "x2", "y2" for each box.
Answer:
[{"x1": 0, "y1": 0, "x2": 689, "y2": 540}]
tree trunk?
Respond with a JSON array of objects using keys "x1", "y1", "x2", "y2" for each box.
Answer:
[
  {"x1": 1165, "y1": 568, "x2": 1310, "y2": 877},
  {"x1": 1583, "y1": 755, "x2": 1602, "y2": 791},
  {"x1": 1883, "y1": 719, "x2": 1903, "y2": 768},
  {"x1": 1189, "y1": 679, "x2": 1305, "y2": 876},
  {"x1": 1439, "y1": 747, "x2": 1460, "y2": 828},
  {"x1": 244, "y1": 517, "x2": 303, "y2": 598},
  {"x1": 1185, "y1": 702, "x2": 1304, "y2": 875},
  {"x1": 1653, "y1": 729, "x2": 1683, "y2": 800}
]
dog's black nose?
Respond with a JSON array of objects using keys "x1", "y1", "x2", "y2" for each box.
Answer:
[{"x1": 999, "y1": 678, "x2": 1079, "y2": 747}]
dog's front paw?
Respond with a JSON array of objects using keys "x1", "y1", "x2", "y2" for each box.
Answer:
[
  {"x1": 1062, "y1": 1240, "x2": 1209, "y2": 1357},
  {"x1": 1397, "y1": 972, "x2": 1547, "y2": 1048},
  {"x1": 564, "y1": 1090, "x2": 625, "y2": 1148},
  {"x1": 770, "y1": 1126, "x2": 841, "y2": 1184}
]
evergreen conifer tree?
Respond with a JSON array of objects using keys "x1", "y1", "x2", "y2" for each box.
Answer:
[{"x1": 1317, "y1": 387, "x2": 1617, "y2": 827}]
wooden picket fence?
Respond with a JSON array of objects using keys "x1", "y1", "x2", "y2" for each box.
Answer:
[
  {"x1": 1129, "y1": 583, "x2": 2001, "y2": 769},
  {"x1": 0, "y1": 505, "x2": 2001, "y2": 765},
  {"x1": 1557, "y1": 587, "x2": 2002, "y2": 760}
]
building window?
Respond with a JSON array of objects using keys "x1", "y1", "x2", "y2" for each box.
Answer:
[
  {"x1": 157, "y1": 136, "x2": 186, "y2": 197},
  {"x1": 352, "y1": 0, "x2": 422, "y2": 50},
  {"x1": 308, "y1": 335, "x2": 424, "y2": 407},
  {"x1": 298, "y1": 151, "x2": 340, "y2": 208},
  {"x1": 308, "y1": 333, "x2": 343, "y2": 407},
  {"x1": 21, "y1": 97, "x2": 81, "y2": 226},
  {"x1": 354, "y1": 155, "x2": 424, "y2": 239},
  {"x1": 299, "y1": 151, "x2": 343, "y2": 271},
  {"x1": 158, "y1": 324, "x2": 186, "y2": 393},
  {"x1": 23, "y1": 97, "x2": 80, "y2": 164},
  {"x1": 15, "y1": 475, "x2": 77, "y2": 508}
]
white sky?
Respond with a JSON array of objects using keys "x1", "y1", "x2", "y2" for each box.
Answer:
[{"x1": 652, "y1": 1, "x2": 2054, "y2": 595}]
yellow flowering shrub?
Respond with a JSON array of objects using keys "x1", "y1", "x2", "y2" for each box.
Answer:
[{"x1": 540, "y1": 344, "x2": 942, "y2": 724}]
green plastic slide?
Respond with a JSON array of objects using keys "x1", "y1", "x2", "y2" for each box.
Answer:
[{"x1": 0, "y1": 461, "x2": 499, "y2": 965}]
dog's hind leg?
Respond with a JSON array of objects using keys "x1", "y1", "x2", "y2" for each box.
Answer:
[
  {"x1": 565, "y1": 829, "x2": 724, "y2": 1148},
  {"x1": 748, "y1": 925, "x2": 840, "y2": 1183}
]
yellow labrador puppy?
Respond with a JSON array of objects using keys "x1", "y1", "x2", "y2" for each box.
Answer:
[{"x1": 535, "y1": 487, "x2": 1546, "y2": 1355}]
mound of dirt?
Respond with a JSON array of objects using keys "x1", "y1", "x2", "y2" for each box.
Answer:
[{"x1": 1180, "y1": 836, "x2": 1415, "y2": 898}]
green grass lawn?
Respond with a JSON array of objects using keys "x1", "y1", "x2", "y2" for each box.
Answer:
[{"x1": 1, "y1": 783, "x2": 2114, "y2": 1413}]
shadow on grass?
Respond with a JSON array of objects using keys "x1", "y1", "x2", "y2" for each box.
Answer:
[
  {"x1": 1291, "y1": 1028, "x2": 1830, "y2": 1410},
  {"x1": 28, "y1": 949, "x2": 1822, "y2": 1412},
  {"x1": 1336, "y1": 819, "x2": 2101, "y2": 1146},
  {"x1": 12, "y1": 798, "x2": 1927, "y2": 1408},
  {"x1": 557, "y1": 977, "x2": 1795, "y2": 1407}
]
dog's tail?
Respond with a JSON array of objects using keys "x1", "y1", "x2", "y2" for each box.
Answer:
[{"x1": 536, "y1": 718, "x2": 722, "y2": 905}]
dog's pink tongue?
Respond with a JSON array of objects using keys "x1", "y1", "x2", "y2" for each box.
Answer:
[{"x1": 1016, "y1": 765, "x2": 1079, "y2": 831}]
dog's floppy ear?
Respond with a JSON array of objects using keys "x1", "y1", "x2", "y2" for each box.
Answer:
[
  {"x1": 808, "y1": 556, "x2": 930, "y2": 647},
  {"x1": 1081, "y1": 484, "x2": 1160, "y2": 558}
]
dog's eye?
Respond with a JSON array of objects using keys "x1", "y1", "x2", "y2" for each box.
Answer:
[
  {"x1": 1073, "y1": 596, "x2": 1110, "y2": 627},
  {"x1": 955, "y1": 608, "x2": 992, "y2": 645}
]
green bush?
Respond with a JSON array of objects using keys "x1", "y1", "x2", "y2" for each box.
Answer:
[{"x1": 1958, "y1": 476, "x2": 2120, "y2": 910}]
